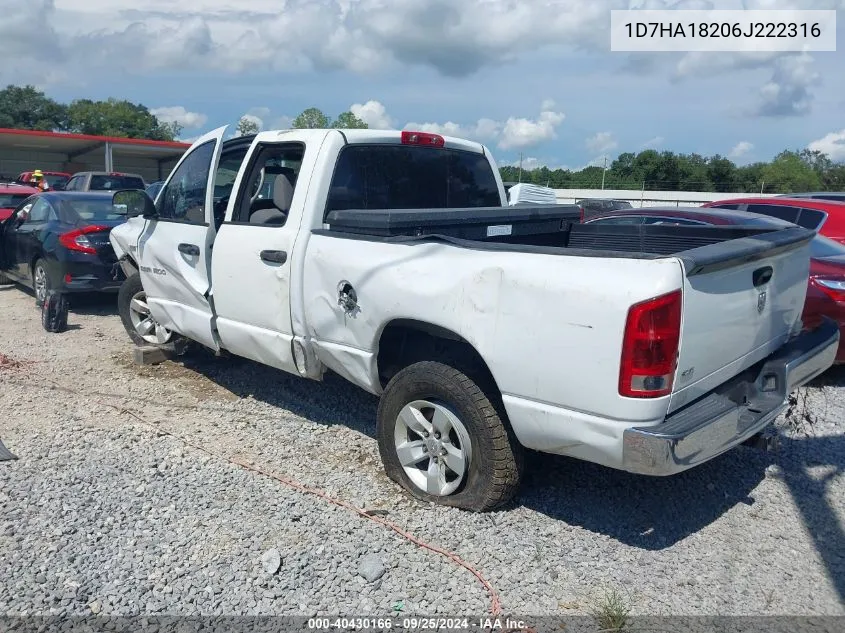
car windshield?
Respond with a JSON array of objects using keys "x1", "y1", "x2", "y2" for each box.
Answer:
[
  {"x1": 0, "y1": 193, "x2": 30, "y2": 208},
  {"x1": 89, "y1": 175, "x2": 145, "y2": 191},
  {"x1": 810, "y1": 234, "x2": 845, "y2": 258},
  {"x1": 44, "y1": 174, "x2": 69, "y2": 187},
  {"x1": 57, "y1": 197, "x2": 127, "y2": 221}
]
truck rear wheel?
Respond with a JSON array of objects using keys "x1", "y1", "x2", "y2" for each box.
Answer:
[
  {"x1": 376, "y1": 361, "x2": 522, "y2": 511},
  {"x1": 118, "y1": 273, "x2": 175, "y2": 347}
]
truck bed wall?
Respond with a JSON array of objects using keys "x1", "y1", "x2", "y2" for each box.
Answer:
[{"x1": 300, "y1": 232, "x2": 686, "y2": 428}]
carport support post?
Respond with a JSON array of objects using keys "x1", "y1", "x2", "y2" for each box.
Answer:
[{"x1": 104, "y1": 142, "x2": 113, "y2": 172}]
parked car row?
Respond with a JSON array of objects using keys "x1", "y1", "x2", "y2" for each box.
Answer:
[
  {"x1": 7, "y1": 170, "x2": 148, "y2": 193},
  {"x1": 1, "y1": 128, "x2": 843, "y2": 511}
]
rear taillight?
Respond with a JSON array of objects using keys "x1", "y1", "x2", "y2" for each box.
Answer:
[
  {"x1": 401, "y1": 130, "x2": 445, "y2": 147},
  {"x1": 58, "y1": 225, "x2": 110, "y2": 254},
  {"x1": 619, "y1": 290, "x2": 682, "y2": 398},
  {"x1": 811, "y1": 277, "x2": 845, "y2": 302}
]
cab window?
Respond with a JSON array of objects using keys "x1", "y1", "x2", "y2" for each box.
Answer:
[
  {"x1": 157, "y1": 141, "x2": 216, "y2": 224},
  {"x1": 232, "y1": 143, "x2": 304, "y2": 226}
]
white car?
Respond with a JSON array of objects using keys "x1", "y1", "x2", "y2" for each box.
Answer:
[{"x1": 109, "y1": 126, "x2": 839, "y2": 510}]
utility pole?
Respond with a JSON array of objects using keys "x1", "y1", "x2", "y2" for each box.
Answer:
[
  {"x1": 760, "y1": 181, "x2": 765, "y2": 194},
  {"x1": 518, "y1": 152, "x2": 523, "y2": 182},
  {"x1": 601, "y1": 155, "x2": 607, "y2": 190}
]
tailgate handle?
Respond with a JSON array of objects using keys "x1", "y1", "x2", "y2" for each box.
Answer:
[
  {"x1": 753, "y1": 266, "x2": 773, "y2": 287},
  {"x1": 260, "y1": 249, "x2": 287, "y2": 264},
  {"x1": 178, "y1": 243, "x2": 200, "y2": 256}
]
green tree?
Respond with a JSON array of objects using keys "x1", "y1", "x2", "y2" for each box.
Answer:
[
  {"x1": 0, "y1": 84, "x2": 67, "y2": 131},
  {"x1": 332, "y1": 111, "x2": 368, "y2": 129},
  {"x1": 66, "y1": 98, "x2": 180, "y2": 140},
  {"x1": 292, "y1": 107, "x2": 330, "y2": 129},
  {"x1": 706, "y1": 155, "x2": 736, "y2": 192},
  {"x1": 761, "y1": 150, "x2": 822, "y2": 193},
  {"x1": 236, "y1": 116, "x2": 260, "y2": 136}
]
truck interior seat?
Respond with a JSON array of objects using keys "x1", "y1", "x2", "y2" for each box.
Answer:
[{"x1": 249, "y1": 174, "x2": 294, "y2": 225}]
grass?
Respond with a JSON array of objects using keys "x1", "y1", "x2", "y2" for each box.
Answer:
[{"x1": 588, "y1": 586, "x2": 632, "y2": 632}]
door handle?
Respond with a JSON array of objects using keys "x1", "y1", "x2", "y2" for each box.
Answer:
[
  {"x1": 178, "y1": 243, "x2": 200, "y2": 256},
  {"x1": 753, "y1": 266, "x2": 773, "y2": 287},
  {"x1": 260, "y1": 250, "x2": 287, "y2": 264}
]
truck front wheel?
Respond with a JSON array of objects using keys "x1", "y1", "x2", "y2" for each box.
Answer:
[
  {"x1": 118, "y1": 273, "x2": 175, "y2": 347},
  {"x1": 377, "y1": 361, "x2": 522, "y2": 511}
]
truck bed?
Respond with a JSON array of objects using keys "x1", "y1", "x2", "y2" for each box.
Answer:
[{"x1": 323, "y1": 205, "x2": 814, "y2": 276}]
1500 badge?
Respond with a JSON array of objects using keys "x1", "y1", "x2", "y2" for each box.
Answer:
[{"x1": 140, "y1": 266, "x2": 166, "y2": 276}]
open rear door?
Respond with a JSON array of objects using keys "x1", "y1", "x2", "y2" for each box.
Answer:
[{"x1": 135, "y1": 126, "x2": 227, "y2": 350}]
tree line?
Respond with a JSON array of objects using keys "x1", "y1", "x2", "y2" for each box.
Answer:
[
  {"x1": 500, "y1": 148, "x2": 845, "y2": 194},
  {"x1": 0, "y1": 85, "x2": 181, "y2": 141},
  {"x1": 3, "y1": 84, "x2": 843, "y2": 193}
]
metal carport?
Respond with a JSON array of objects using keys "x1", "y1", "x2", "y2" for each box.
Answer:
[{"x1": 0, "y1": 128, "x2": 190, "y2": 184}]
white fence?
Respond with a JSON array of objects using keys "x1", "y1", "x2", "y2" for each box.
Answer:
[{"x1": 553, "y1": 188, "x2": 778, "y2": 208}]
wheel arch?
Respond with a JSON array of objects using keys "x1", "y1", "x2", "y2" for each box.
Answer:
[{"x1": 375, "y1": 319, "x2": 501, "y2": 397}]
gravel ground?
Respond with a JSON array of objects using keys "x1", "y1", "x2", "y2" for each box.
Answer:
[{"x1": 0, "y1": 284, "x2": 843, "y2": 617}]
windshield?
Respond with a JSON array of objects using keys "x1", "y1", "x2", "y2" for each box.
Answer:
[
  {"x1": 0, "y1": 193, "x2": 30, "y2": 208},
  {"x1": 57, "y1": 197, "x2": 127, "y2": 221},
  {"x1": 810, "y1": 234, "x2": 845, "y2": 258},
  {"x1": 44, "y1": 174, "x2": 69, "y2": 187},
  {"x1": 89, "y1": 175, "x2": 145, "y2": 191}
]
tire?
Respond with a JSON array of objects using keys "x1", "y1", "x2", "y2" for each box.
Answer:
[
  {"x1": 32, "y1": 258, "x2": 52, "y2": 307},
  {"x1": 118, "y1": 273, "x2": 176, "y2": 347},
  {"x1": 41, "y1": 290, "x2": 68, "y2": 333},
  {"x1": 377, "y1": 360, "x2": 522, "y2": 511}
]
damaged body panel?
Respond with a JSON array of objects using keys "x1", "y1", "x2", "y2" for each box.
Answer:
[{"x1": 110, "y1": 126, "x2": 838, "y2": 509}]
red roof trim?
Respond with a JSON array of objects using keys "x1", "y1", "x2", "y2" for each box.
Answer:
[{"x1": 0, "y1": 127, "x2": 191, "y2": 149}]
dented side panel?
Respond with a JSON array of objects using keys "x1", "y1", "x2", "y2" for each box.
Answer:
[{"x1": 301, "y1": 233, "x2": 685, "y2": 425}]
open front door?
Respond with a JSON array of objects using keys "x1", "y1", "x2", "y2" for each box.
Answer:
[{"x1": 135, "y1": 126, "x2": 227, "y2": 350}]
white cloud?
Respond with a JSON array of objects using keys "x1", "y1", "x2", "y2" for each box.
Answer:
[
  {"x1": 350, "y1": 100, "x2": 394, "y2": 129},
  {"x1": 2, "y1": 1, "x2": 724, "y2": 81},
  {"x1": 585, "y1": 131, "x2": 617, "y2": 155},
  {"x1": 150, "y1": 106, "x2": 208, "y2": 129},
  {"x1": 808, "y1": 129, "x2": 845, "y2": 161},
  {"x1": 729, "y1": 141, "x2": 754, "y2": 159},
  {"x1": 641, "y1": 136, "x2": 664, "y2": 149},
  {"x1": 404, "y1": 102, "x2": 564, "y2": 151},
  {"x1": 499, "y1": 108, "x2": 565, "y2": 150},
  {"x1": 752, "y1": 53, "x2": 820, "y2": 117}
]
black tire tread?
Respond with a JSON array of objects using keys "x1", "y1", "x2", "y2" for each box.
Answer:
[
  {"x1": 118, "y1": 273, "x2": 148, "y2": 346},
  {"x1": 377, "y1": 360, "x2": 522, "y2": 512},
  {"x1": 41, "y1": 290, "x2": 68, "y2": 333}
]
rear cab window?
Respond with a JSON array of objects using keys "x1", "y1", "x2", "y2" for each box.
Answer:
[
  {"x1": 325, "y1": 145, "x2": 501, "y2": 216},
  {"x1": 89, "y1": 175, "x2": 145, "y2": 191},
  {"x1": 746, "y1": 203, "x2": 825, "y2": 230},
  {"x1": 0, "y1": 194, "x2": 30, "y2": 208}
]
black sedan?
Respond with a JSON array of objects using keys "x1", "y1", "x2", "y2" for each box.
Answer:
[{"x1": 0, "y1": 191, "x2": 127, "y2": 305}]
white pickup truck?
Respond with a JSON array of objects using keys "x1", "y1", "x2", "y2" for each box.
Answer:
[{"x1": 109, "y1": 126, "x2": 839, "y2": 511}]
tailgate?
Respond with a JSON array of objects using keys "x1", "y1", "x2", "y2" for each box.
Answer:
[{"x1": 669, "y1": 228, "x2": 813, "y2": 412}]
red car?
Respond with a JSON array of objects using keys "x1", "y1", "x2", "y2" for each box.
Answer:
[
  {"x1": 585, "y1": 206, "x2": 845, "y2": 363},
  {"x1": 703, "y1": 196, "x2": 845, "y2": 245},
  {"x1": 0, "y1": 183, "x2": 40, "y2": 221},
  {"x1": 16, "y1": 171, "x2": 72, "y2": 190}
]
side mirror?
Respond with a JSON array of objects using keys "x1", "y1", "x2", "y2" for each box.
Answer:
[{"x1": 113, "y1": 189, "x2": 157, "y2": 219}]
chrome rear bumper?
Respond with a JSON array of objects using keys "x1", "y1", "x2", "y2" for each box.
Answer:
[{"x1": 622, "y1": 317, "x2": 839, "y2": 476}]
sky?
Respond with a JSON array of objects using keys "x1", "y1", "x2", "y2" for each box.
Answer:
[{"x1": 1, "y1": 0, "x2": 844, "y2": 170}]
